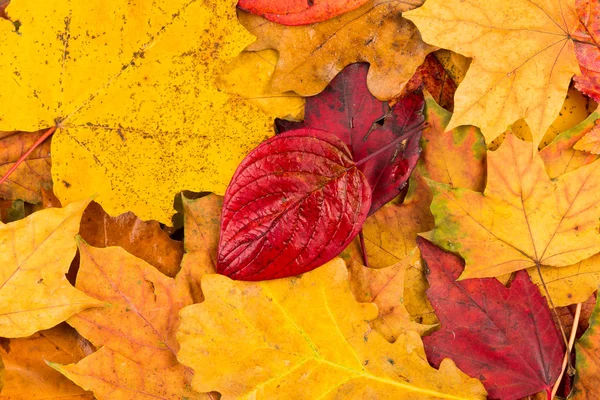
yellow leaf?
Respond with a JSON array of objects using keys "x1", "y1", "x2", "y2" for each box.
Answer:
[
  {"x1": 574, "y1": 119, "x2": 600, "y2": 154},
  {"x1": 0, "y1": 0, "x2": 285, "y2": 224},
  {"x1": 0, "y1": 200, "x2": 102, "y2": 337},
  {"x1": 177, "y1": 259, "x2": 487, "y2": 399},
  {"x1": 405, "y1": 0, "x2": 580, "y2": 149},
  {"x1": 240, "y1": 0, "x2": 436, "y2": 100},
  {"x1": 50, "y1": 347, "x2": 208, "y2": 400},
  {"x1": 217, "y1": 50, "x2": 305, "y2": 121},
  {"x1": 433, "y1": 49, "x2": 470, "y2": 85},
  {"x1": 424, "y1": 134, "x2": 600, "y2": 279}
]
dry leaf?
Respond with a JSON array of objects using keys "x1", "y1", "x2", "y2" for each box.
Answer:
[
  {"x1": 240, "y1": 0, "x2": 436, "y2": 100},
  {"x1": 571, "y1": 293, "x2": 600, "y2": 399},
  {"x1": 405, "y1": 0, "x2": 580, "y2": 149},
  {"x1": 0, "y1": 0, "x2": 289, "y2": 224},
  {"x1": 574, "y1": 119, "x2": 600, "y2": 154},
  {"x1": 424, "y1": 134, "x2": 600, "y2": 279},
  {"x1": 177, "y1": 259, "x2": 487, "y2": 399},
  {"x1": 0, "y1": 324, "x2": 94, "y2": 399},
  {"x1": 0, "y1": 200, "x2": 102, "y2": 337}
]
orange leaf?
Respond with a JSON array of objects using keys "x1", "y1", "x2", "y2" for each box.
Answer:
[{"x1": 574, "y1": 119, "x2": 600, "y2": 154}]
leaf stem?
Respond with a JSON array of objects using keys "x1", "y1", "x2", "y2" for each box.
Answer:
[
  {"x1": 0, "y1": 125, "x2": 57, "y2": 186},
  {"x1": 358, "y1": 230, "x2": 370, "y2": 268},
  {"x1": 550, "y1": 302, "x2": 582, "y2": 400}
]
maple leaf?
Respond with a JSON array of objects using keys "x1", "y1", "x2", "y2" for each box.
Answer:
[
  {"x1": 405, "y1": 0, "x2": 581, "y2": 149},
  {"x1": 217, "y1": 129, "x2": 371, "y2": 281},
  {"x1": 0, "y1": 0, "x2": 298, "y2": 224},
  {"x1": 0, "y1": 130, "x2": 51, "y2": 203},
  {"x1": 240, "y1": 0, "x2": 436, "y2": 100},
  {"x1": 276, "y1": 63, "x2": 425, "y2": 215},
  {"x1": 424, "y1": 133, "x2": 600, "y2": 279},
  {"x1": 177, "y1": 258, "x2": 487, "y2": 399},
  {"x1": 573, "y1": 0, "x2": 600, "y2": 102},
  {"x1": 571, "y1": 294, "x2": 600, "y2": 399},
  {"x1": 0, "y1": 200, "x2": 102, "y2": 338},
  {"x1": 418, "y1": 238, "x2": 564, "y2": 399},
  {"x1": 55, "y1": 240, "x2": 205, "y2": 398},
  {"x1": 237, "y1": 0, "x2": 369, "y2": 25},
  {"x1": 0, "y1": 324, "x2": 94, "y2": 399}
]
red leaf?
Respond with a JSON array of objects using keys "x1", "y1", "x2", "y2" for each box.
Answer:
[
  {"x1": 417, "y1": 238, "x2": 564, "y2": 400},
  {"x1": 236, "y1": 0, "x2": 369, "y2": 26},
  {"x1": 218, "y1": 129, "x2": 372, "y2": 281},
  {"x1": 277, "y1": 63, "x2": 425, "y2": 215},
  {"x1": 574, "y1": 0, "x2": 600, "y2": 101}
]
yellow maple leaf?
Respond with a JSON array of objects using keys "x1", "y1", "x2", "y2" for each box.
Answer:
[
  {"x1": 0, "y1": 0, "x2": 296, "y2": 224},
  {"x1": 0, "y1": 200, "x2": 102, "y2": 337},
  {"x1": 240, "y1": 0, "x2": 436, "y2": 100},
  {"x1": 424, "y1": 133, "x2": 600, "y2": 279},
  {"x1": 177, "y1": 259, "x2": 486, "y2": 399},
  {"x1": 405, "y1": 0, "x2": 580, "y2": 149}
]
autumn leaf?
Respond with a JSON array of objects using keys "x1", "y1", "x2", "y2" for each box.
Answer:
[
  {"x1": 573, "y1": 0, "x2": 600, "y2": 102},
  {"x1": 177, "y1": 258, "x2": 487, "y2": 399},
  {"x1": 217, "y1": 129, "x2": 371, "y2": 280},
  {"x1": 571, "y1": 293, "x2": 600, "y2": 399},
  {"x1": 0, "y1": 324, "x2": 94, "y2": 399},
  {"x1": 0, "y1": 0, "x2": 295, "y2": 224},
  {"x1": 237, "y1": 0, "x2": 369, "y2": 25},
  {"x1": 405, "y1": 0, "x2": 581, "y2": 149},
  {"x1": 403, "y1": 53, "x2": 457, "y2": 112},
  {"x1": 433, "y1": 49, "x2": 470, "y2": 86},
  {"x1": 0, "y1": 200, "x2": 102, "y2": 338},
  {"x1": 574, "y1": 118, "x2": 600, "y2": 153},
  {"x1": 240, "y1": 0, "x2": 436, "y2": 100},
  {"x1": 424, "y1": 133, "x2": 600, "y2": 279},
  {"x1": 419, "y1": 238, "x2": 564, "y2": 399},
  {"x1": 276, "y1": 63, "x2": 426, "y2": 214},
  {"x1": 0, "y1": 130, "x2": 51, "y2": 203},
  {"x1": 54, "y1": 240, "x2": 203, "y2": 398}
]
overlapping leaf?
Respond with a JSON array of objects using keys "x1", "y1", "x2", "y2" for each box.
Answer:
[
  {"x1": 0, "y1": 0, "x2": 296, "y2": 224},
  {"x1": 419, "y1": 238, "x2": 564, "y2": 399},
  {"x1": 0, "y1": 200, "x2": 102, "y2": 337},
  {"x1": 237, "y1": 0, "x2": 369, "y2": 25},
  {"x1": 571, "y1": 293, "x2": 600, "y2": 399},
  {"x1": 405, "y1": 0, "x2": 580, "y2": 149},
  {"x1": 177, "y1": 259, "x2": 487, "y2": 399},
  {"x1": 424, "y1": 134, "x2": 600, "y2": 279},
  {"x1": 240, "y1": 0, "x2": 436, "y2": 100},
  {"x1": 573, "y1": 0, "x2": 600, "y2": 102}
]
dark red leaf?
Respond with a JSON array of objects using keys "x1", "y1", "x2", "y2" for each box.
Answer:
[
  {"x1": 276, "y1": 63, "x2": 425, "y2": 215},
  {"x1": 418, "y1": 238, "x2": 564, "y2": 400},
  {"x1": 218, "y1": 129, "x2": 371, "y2": 281},
  {"x1": 236, "y1": 0, "x2": 369, "y2": 26}
]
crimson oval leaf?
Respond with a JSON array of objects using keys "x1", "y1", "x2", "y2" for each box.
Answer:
[{"x1": 218, "y1": 129, "x2": 372, "y2": 281}]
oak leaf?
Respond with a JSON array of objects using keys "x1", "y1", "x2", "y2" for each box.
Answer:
[
  {"x1": 0, "y1": 200, "x2": 102, "y2": 337},
  {"x1": 237, "y1": 0, "x2": 369, "y2": 25},
  {"x1": 419, "y1": 238, "x2": 564, "y2": 400},
  {"x1": 0, "y1": 0, "x2": 291, "y2": 224},
  {"x1": 424, "y1": 133, "x2": 600, "y2": 279},
  {"x1": 0, "y1": 130, "x2": 51, "y2": 203},
  {"x1": 570, "y1": 293, "x2": 600, "y2": 399},
  {"x1": 405, "y1": 0, "x2": 581, "y2": 149},
  {"x1": 177, "y1": 258, "x2": 487, "y2": 399},
  {"x1": 240, "y1": 0, "x2": 436, "y2": 100},
  {"x1": 0, "y1": 324, "x2": 94, "y2": 399}
]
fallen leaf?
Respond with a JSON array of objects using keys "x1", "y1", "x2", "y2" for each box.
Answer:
[
  {"x1": 276, "y1": 63, "x2": 425, "y2": 214},
  {"x1": 177, "y1": 258, "x2": 487, "y2": 399},
  {"x1": 405, "y1": 0, "x2": 581, "y2": 149},
  {"x1": 571, "y1": 293, "x2": 600, "y2": 399},
  {"x1": 216, "y1": 50, "x2": 305, "y2": 121},
  {"x1": 554, "y1": 292, "x2": 596, "y2": 337},
  {"x1": 423, "y1": 134, "x2": 600, "y2": 279},
  {"x1": 433, "y1": 49, "x2": 470, "y2": 86},
  {"x1": 0, "y1": 130, "x2": 51, "y2": 203},
  {"x1": 418, "y1": 238, "x2": 564, "y2": 400},
  {"x1": 574, "y1": 119, "x2": 600, "y2": 153},
  {"x1": 0, "y1": 323, "x2": 94, "y2": 399},
  {"x1": 540, "y1": 109, "x2": 600, "y2": 178},
  {"x1": 237, "y1": 0, "x2": 369, "y2": 25},
  {"x1": 0, "y1": 200, "x2": 102, "y2": 337},
  {"x1": 403, "y1": 53, "x2": 457, "y2": 112},
  {"x1": 79, "y1": 201, "x2": 183, "y2": 277},
  {"x1": 573, "y1": 0, "x2": 600, "y2": 102},
  {"x1": 179, "y1": 194, "x2": 221, "y2": 302},
  {"x1": 347, "y1": 260, "x2": 436, "y2": 342},
  {"x1": 0, "y1": 199, "x2": 25, "y2": 223},
  {"x1": 240, "y1": 0, "x2": 436, "y2": 100},
  {"x1": 0, "y1": 0, "x2": 287, "y2": 224},
  {"x1": 50, "y1": 347, "x2": 207, "y2": 400},
  {"x1": 217, "y1": 129, "x2": 371, "y2": 281}
]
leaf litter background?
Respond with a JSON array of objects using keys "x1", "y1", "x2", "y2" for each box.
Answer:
[{"x1": 1, "y1": 0, "x2": 600, "y2": 399}]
